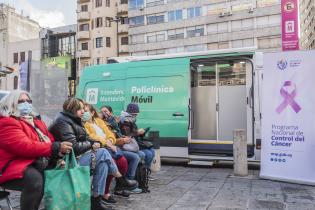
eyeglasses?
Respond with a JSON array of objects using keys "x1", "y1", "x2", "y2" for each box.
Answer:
[{"x1": 18, "y1": 99, "x2": 32, "y2": 104}]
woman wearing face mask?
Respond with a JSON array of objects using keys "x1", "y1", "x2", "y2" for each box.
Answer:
[
  {"x1": 0, "y1": 90, "x2": 72, "y2": 210},
  {"x1": 101, "y1": 105, "x2": 143, "y2": 194},
  {"x1": 49, "y1": 98, "x2": 123, "y2": 210},
  {"x1": 83, "y1": 103, "x2": 137, "y2": 204}
]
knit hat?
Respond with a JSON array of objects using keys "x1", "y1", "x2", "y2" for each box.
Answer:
[{"x1": 126, "y1": 103, "x2": 139, "y2": 114}]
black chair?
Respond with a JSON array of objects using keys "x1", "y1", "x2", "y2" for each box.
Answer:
[{"x1": 0, "y1": 187, "x2": 13, "y2": 210}]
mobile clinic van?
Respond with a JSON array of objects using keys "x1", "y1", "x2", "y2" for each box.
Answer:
[{"x1": 77, "y1": 48, "x2": 263, "y2": 162}]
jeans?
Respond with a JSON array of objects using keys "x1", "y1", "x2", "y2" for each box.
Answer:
[
  {"x1": 138, "y1": 148, "x2": 155, "y2": 169},
  {"x1": 121, "y1": 150, "x2": 140, "y2": 179},
  {"x1": 78, "y1": 148, "x2": 118, "y2": 196},
  {"x1": 2, "y1": 165, "x2": 44, "y2": 210}
]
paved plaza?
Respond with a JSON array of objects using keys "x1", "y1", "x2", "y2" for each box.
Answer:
[{"x1": 1, "y1": 164, "x2": 314, "y2": 210}]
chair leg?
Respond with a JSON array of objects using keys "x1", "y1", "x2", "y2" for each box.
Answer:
[{"x1": 6, "y1": 196, "x2": 13, "y2": 210}]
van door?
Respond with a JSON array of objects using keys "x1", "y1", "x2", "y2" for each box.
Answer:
[{"x1": 125, "y1": 58, "x2": 190, "y2": 157}]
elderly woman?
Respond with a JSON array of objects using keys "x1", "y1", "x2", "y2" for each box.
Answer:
[
  {"x1": 49, "y1": 98, "x2": 122, "y2": 210},
  {"x1": 0, "y1": 90, "x2": 72, "y2": 210}
]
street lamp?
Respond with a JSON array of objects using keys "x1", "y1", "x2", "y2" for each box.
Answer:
[{"x1": 109, "y1": 16, "x2": 122, "y2": 57}]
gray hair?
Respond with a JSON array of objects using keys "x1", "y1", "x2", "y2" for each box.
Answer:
[{"x1": 0, "y1": 90, "x2": 31, "y2": 117}]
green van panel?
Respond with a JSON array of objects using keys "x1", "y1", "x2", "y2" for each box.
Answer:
[{"x1": 77, "y1": 58, "x2": 190, "y2": 139}]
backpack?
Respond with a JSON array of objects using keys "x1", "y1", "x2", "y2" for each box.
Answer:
[{"x1": 135, "y1": 160, "x2": 150, "y2": 193}]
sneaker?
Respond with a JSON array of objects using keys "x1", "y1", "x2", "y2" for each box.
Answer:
[
  {"x1": 114, "y1": 190, "x2": 130, "y2": 198},
  {"x1": 129, "y1": 187, "x2": 142, "y2": 194},
  {"x1": 148, "y1": 175, "x2": 156, "y2": 181},
  {"x1": 102, "y1": 195, "x2": 117, "y2": 204}
]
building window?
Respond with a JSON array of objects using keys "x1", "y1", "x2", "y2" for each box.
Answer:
[
  {"x1": 168, "y1": 10, "x2": 182, "y2": 22},
  {"x1": 96, "y1": 0, "x2": 102, "y2": 7},
  {"x1": 121, "y1": 17, "x2": 129, "y2": 24},
  {"x1": 147, "y1": 49, "x2": 165, "y2": 55},
  {"x1": 185, "y1": 44, "x2": 206, "y2": 52},
  {"x1": 258, "y1": 36, "x2": 281, "y2": 48},
  {"x1": 14, "y1": 76, "x2": 18, "y2": 90},
  {"x1": 166, "y1": 47, "x2": 184, "y2": 54},
  {"x1": 81, "y1": 5, "x2": 88, "y2": 11},
  {"x1": 79, "y1": 23, "x2": 89, "y2": 31},
  {"x1": 96, "y1": 58, "x2": 101, "y2": 64},
  {"x1": 187, "y1": 7, "x2": 201, "y2": 19},
  {"x1": 96, "y1": 17, "x2": 103, "y2": 27},
  {"x1": 231, "y1": 18, "x2": 253, "y2": 31},
  {"x1": 187, "y1": 25, "x2": 204, "y2": 38},
  {"x1": 106, "y1": 0, "x2": 110, "y2": 7},
  {"x1": 232, "y1": 39, "x2": 254, "y2": 48},
  {"x1": 13, "y1": 53, "x2": 18, "y2": 63},
  {"x1": 147, "y1": 33, "x2": 165, "y2": 43},
  {"x1": 207, "y1": 3, "x2": 225, "y2": 15},
  {"x1": 82, "y1": 42, "x2": 88, "y2": 50},
  {"x1": 147, "y1": 14, "x2": 164, "y2": 24},
  {"x1": 106, "y1": 37, "x2": 111, "y2": 47},
  {"x1": 218, "y1": 42, "x2": 229, "y2": 49},
  {"x1": 96, "y1": 37, "x2": 103, "y2": 48},
  {"x1": 129, "y1": 16, "x2": 145, "y2": 26},
  {"x1": 167, "y1": 28, "x2": 184, "y2": 40},
  {"x1": 121, "y1": 0, "x2": 128, "y2": 4},
  {"x1": 257, "y1": 15, "x2": 281, "y2": 28},
  {"x1": 105, "y1": 17, "x2": 112, "y2": 27},
  {"x1": 121, "y1": 37, "x2": 129, "y2": 45},
  {"x1": 129, "y1": 0, "x2": 144, "y2": 10},
  {"x1": 20, "y1": 52, "x2": 25, "y2": 62},
  {"x1": 130, "y1": 34, "x2": 145, "y2": 44},
  {"x1": 146, "y1": 0, "x2": 164, "y2": 7}
]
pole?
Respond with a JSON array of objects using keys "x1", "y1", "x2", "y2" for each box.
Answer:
[
  {"x1": 116, "y1": 18, "x2": 119, "y2": 57},
  {"x1": 233, "y1": 129, "x2": 248, "y2": 176}
]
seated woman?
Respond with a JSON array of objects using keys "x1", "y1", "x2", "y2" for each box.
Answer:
[
  {"x1": 49, "y1": 98, "x2": 121, "y2": 210},
  {"x1": 119, "y1": 103, "x2": 155, "y2": 174},
  {"x1": 101, "y1": 105, "x2": 142, "y2": 194},
  {"x1": 83, "y1": 103, "x2": 137, "y2": 203},
  {"x1": 0, "y1": 90, "x2": 72, "y2": 210}
]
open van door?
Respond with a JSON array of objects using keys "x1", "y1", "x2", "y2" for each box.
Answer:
[{"x1": 125, "y1": 58, "x2": 190, "y2": 158}]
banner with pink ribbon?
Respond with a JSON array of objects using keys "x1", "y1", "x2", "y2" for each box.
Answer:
[
  {"x1": 261, "y1": 50, "x2": 315, "y2": 185},
  {"x1": 281, "y1": 0, "x2": 299, "y2": 51}
]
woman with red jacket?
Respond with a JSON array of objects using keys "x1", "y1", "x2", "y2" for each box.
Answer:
[{"x1": 0, "y1": 90, "x2": 72, "y2": 210}]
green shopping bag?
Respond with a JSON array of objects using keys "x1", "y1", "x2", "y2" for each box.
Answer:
[{"x1": 44, "y1": 150, "x2": 91, "y2": 210}]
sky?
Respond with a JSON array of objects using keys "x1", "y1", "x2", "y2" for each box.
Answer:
[{"x1": 0, "y1": 0, "x2": 77, "y2": 28}]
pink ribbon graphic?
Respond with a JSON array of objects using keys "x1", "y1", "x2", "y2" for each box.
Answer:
[{"x1": 276, "y1": 81, "x2": 301, "y2": 114}]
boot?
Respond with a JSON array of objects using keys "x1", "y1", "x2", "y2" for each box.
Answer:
[
  {"x1": 116, "y1": 177, "x2": 138, "y2": 191},
  {"x1": 91, "y1": 196, "x2": 114, "y2": 210}
]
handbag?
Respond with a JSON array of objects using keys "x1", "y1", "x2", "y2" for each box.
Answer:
[
  {"x1": 137, "y1": 139, "x2": 154, "y2": 149},
  {"x1": 44, "y1": 149, "x2": 91, "y2": 210},
  {"x1": 122, "y1": 137, "x2": 140, "y2": 152}
]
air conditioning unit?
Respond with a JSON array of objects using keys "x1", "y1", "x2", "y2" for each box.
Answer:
[
  {"x1": 139, "y1": 5, "x2": 144, "y2": 11},
  {"x1": 248, "y1": 6, "x2": 254, "y2": 13},
  {"x1": 226, "y1": 10, "x2": 232, "y2": 16},
  {"x1": 219, "y1": 12, "x2": 225, "y2": 17},
  {"x1": 76, "y1": 9, "x2": 81, "y2": 13}
]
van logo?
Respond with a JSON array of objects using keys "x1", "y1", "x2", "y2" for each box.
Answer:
[
  {"x1": 277, "y1": 59, "x2": 287, "y2": 70},
  {"x1": 86, "y1": 88, "x2": 99, "y2": 104}
]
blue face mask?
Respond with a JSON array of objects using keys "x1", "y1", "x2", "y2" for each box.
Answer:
[
  {"x1": 17, "y1": 102, "x2": 33, "y2": 116},
  {"x1": 82, "y1": 111, "x2": 91, "y2": 122}
]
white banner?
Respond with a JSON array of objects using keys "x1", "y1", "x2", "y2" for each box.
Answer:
[{"x1": 260, "y1": 50, "x2": 315, "y2": 185}]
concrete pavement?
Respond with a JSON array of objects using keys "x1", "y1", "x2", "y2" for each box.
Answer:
[{"x1": 1, "y1": 165, "x2": 314, "y2": 210}]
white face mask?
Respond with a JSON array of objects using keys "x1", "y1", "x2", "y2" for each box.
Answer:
[
  {"x1": 17, "y1": 102, "x2": 33, "y2": 116},
  {"x1": 82, "y1": 111, "x2": 92, "y2": 122}
]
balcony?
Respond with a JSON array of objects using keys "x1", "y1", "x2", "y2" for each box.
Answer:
[
  {"x1": 77, "y1": 31, "x2": 90, "y2": 40},
  {"x1": 119, "y1": 45, "x2": 129, "y2": 53},
  {"x1": 77, "y1": 0, "x2": 90, "y2": 3},
  {"x1": 77, "y1": 11, "x2": 90, "y2": 22},
  {"x1": 118, "y1": 24, "x2": 128, "y2": 35},
  {"x1": 117, "y1": 4, "x2": 128, "y2": 15},
  {"x1": 77, "y1": 50, "x2": 90, "y2": 58}
]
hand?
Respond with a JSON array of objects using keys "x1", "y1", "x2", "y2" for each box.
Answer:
[
  {"x1": 57, "y1": 159, "x2": 66, "y2": 168},
  {"x1": 59, "y1": 142, "x2": 72, "y2": 154},
  {"x1": 138, "y1": 128, "x2": 145, "y2": 135},
  {"x1": 111, "y1": 145, "x2": 117, "y2": 153},
  {"x1": 92, "y1": 142, "x2": 101, "y2": 151},
  {"x1": 123, "y1": 137, "x2": 131, "y2": 144}
]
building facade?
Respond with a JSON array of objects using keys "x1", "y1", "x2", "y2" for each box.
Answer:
[
  {"x1": 0, "y1": 3, "x2": 41, "y2": 90},
  {"x1": 128, "y1": 0, "x2": 282, "y2": 56},
  {"x1": 77, "y1": 0, "x2": 120, "y2": 73},
  {"x1": 300, "y1": 0, "x2": 315, "y2": 49}
]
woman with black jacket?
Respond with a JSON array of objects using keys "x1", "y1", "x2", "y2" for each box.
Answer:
[{"x1": 49, "y1": 98, "x2": 120, "y2": 210}]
